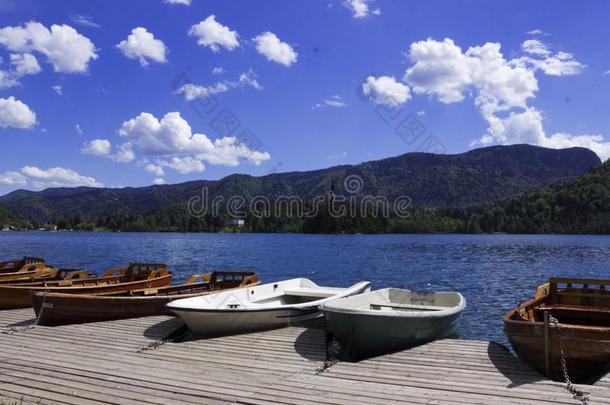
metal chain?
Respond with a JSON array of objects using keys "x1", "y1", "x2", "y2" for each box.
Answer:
[
  {"x1": 1, "y1": 291, "x2": 48, "y2": 334},
  {"x1": 548, "y1": 315, "x2": 591, "y2": 404},
  {"x1": 137, "y1": 324, "x2": 190, "y2": 353},
  {"x1": 315, "y1": 358, "x2": 340, "y2": 374}
]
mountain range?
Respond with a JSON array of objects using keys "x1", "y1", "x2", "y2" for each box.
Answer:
[{"x1": 0, "y1": 144, "x2": 602, "y2": 225}]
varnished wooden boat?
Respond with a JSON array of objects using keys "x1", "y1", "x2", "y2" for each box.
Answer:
[
  {"x1": 0, "y1": 256, "x2": 45, "y2": 274},
  {"x1": 0, "y1": 263, "x2": 172, "y2": 309},
  {"x1": 503, "y1": 277, "x2": 610, "y2": 382},
  {"x1": 32, "y1": 271, "x2": 260, "y2": 326},
  {"x1": 0, "y1": 265, "x2": 93, "y2": 285}
]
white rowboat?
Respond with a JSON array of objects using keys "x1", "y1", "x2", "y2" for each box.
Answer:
[
  {"x1": 321, "y1": 288, "x2": 466, "y2": 360},
  {"x1": 167, "y1": 278, "x2": 371, "y2": 337}
]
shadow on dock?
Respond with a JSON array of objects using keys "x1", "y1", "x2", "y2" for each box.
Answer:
[
  {"x1": 293, "y1": 327, "x2": 327, "y2": 361},
  {"x1": 486, "y1": 341, "x2": 546, "y2": 387},
  {"x1": 142, "y1": 316, "x2": 185, "y2": 340},
  {"x1": 6, "y1": 318, "x2": 36, "y2": 328}
]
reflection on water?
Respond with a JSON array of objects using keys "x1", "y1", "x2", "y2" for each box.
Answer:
[{"x1": 1, "y1": 232, "x2": 608, "y2": 345}]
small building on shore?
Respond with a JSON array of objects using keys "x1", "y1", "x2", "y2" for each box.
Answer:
[{"x1": 225, "y1": 218, "x2": 245, "y2": 228}]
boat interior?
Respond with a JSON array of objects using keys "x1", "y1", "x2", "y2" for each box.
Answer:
[
  {"x1": 7, "y1": 263, "x2": 170, "y2": 288},
  {"x1": 250, "y1": 286, "x2": 344, "y2": 306},
  {"x1": 513, "y1": 278, "x2": 610, "y2": 327},
  {"x1": 125, "y1": 271, "x2": 259, "y2": 297},
  {"x1": 327, "y1": 288, "x2": 463, "y2": 313},
  {"x1": 0, "y1": 256, "x2": 45, "y2": 273}
]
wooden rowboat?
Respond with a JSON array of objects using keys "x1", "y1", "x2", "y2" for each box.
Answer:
[
  {"x1": 0, "y1": 263, "x2": 172, "y2": 309},
  {"x1": 0, "y1": 265, "x2": 93, "y2": 285},
  {"x1": 32, "y1": 271, "x2": 260, "y2": 326},
  {"x1": 0, "y1": 256, "x2": 45, "y2": 274},
  {"x1": 503, "y1": 277, "x2": 610, "y2": 383}
]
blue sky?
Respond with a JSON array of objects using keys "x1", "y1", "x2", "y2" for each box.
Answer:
[{"x1": 0, "y1": 0, "x2": 609, "y2": 194}]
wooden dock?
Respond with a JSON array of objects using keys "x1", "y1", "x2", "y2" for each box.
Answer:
[{"x1": 0, "y1": 309, "x2": 608, "y2": 405}]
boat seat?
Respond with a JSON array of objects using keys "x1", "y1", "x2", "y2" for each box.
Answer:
[
  {"x1": 370, "y1": 303, "x2": 445, "y2": 311},
  {"x1": 284, "y1": 287, "x2": 338, "y2": 298}
]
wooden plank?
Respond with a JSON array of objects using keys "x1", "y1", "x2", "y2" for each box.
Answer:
[{"x1": 0, "y1": 308, "x2": 608, "y2": 405}]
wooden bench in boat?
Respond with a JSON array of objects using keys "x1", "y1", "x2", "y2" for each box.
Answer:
[
  {"x1": 370, "y1": 303, "x2": 445, "y2": 311},
  {"x1": 283, "y1": 287, "x2": 340, "y2": 298}
]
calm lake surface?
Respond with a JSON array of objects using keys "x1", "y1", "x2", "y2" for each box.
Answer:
[{"x1": 1, "y1": 232, "x2": 609, "y2": 345}]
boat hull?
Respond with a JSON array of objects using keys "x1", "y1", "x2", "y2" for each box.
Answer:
[
  {"x1": 0, "y1": 275, "x2": 172, "y2": 310},
  {"x1": 325, "y1": 309, "x2": 463, "y2": 361},
  {"x1": 33, "y1": 293, "x2": 177, "y2": 325},
  {"x1": 504, "y1": 313, "x2": 610, "y2": 382},
  {"x1": 171, "y1": 306, "x2": 322, "y2": 337}
]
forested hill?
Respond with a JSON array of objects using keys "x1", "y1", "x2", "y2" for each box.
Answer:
[
  {"x1": 0, "y1": 144, "x2": 601, "y2": 224},
  {"x1": 473, "y1": 159, "x2": 610, "y2": 233},
  {"x1": 0, "y1": 204, "x2": 17, "y2": 226}
]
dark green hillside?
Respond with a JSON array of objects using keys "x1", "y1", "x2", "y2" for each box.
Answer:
[
  {"x1": 0, "y1": 145, "x2": 599, "y2": 224},
  {"x1": 0, "y1": 204, "x2": 19, "y2": 227},
  {"x1": 476, "y1": 160, "x2": 610, "y2": 233}
]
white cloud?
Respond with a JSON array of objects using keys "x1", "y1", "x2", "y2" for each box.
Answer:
[
  {"x1": 404, "y1": 38, "x2": 473, "y2": 103},
  {"x1": 0, "y1": 96, "x2": 36, "y2": 129},
  {"x1": 81, "y1": 139, "x2": 111, "y2": 156},
  {"x1": 0, "y1": 53, "x2": 41, "y2": 88},
  {"x1": 153, "y1": 177, "x2": 165, "y2": 185},
  {"x1": 314, "y1": 95, "x2": 347, "y2": 109},
  {"x1": 526, "y1": 29, "x2": 549, "y2": 36},
  {"x1": 252, "y1": 32, "x2": 297, "y2": 67},
  {"x1": 361, "y1": 76, "x2": 410, "y2": 106},
  {"x1": 176, "y1": 82, "x2": 230, "y2": 101},
  {"x1": 515, "y1": 49, "x2": 584, "y2": 76},
  {"x1": 20, "y1": 166, "x2": 102, "y2": 188},
  {"x1": 71, "y1": 15, "x2": 101, "y2": 29},
  {"x1": 189, "y1": 15, "x2": 239, "y2": 52},
  {"x1": 116, "y1": 27, "x2": 167, "y2": 66},
  {"x1": 0, "y1": 21, "x2": 98, "y2": 73},
  {"x1": 328, "y1": 151, "x2": 348, "y2": 160},
  {"x1": 75, "y1": 123, "x2": 83, "y2": 135},
  {"x1": 144, "y1": 163, "x2": 165, "y2": 177},
  {"x1": 343, "y1": 0, "x2": 380, "y2": 18},
  {"x1": 112, "y1": 142, "x2": 135, "y2": 163},
  {"x1": 51, "y1": 84, "x2": 62, "y2": 95},
  {"x1": 212, "y1": 67, "x2": 224, "y2": 75},
  {"x1": 117, "y1": 111, "x2": 271, "y2": 172},
  {"x1": 416, "y1": 110, "x2": 425, "y2": 117},
  {"x1": 163, "y1": 0, "x2": 191, "y2": 5},
  {"x1": 175, "y1": 69, "x2": 261, "y2": 101},
  {"x1": 0, "y1": 171, "x2": 26, "y2": 186},
  {"x1": 521, "y1": 39, "x2": 550, "y2": 57},
  {"x1": 400, "y1": 37, "x2": 609, "y2": 160},
  {"x1": 0, "y1": 68, "x2": 17, "y2": 88},
  {"x1": 238, "y1": 69, "x2": 262, "y2": 89},
  {"x1": 162, "y1": 156, "x2": 204, "y2": 174},
  {"x1": 10, "y1": 53, "x2": 40, "y2": 76}
]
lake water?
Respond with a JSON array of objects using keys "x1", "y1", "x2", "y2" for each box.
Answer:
[{"x1": 1, "y1": 232, "x2": 609, "y2": 345}]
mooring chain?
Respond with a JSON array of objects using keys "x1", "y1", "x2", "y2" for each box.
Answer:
[
  {"x1": 315, "y1": 357, "x2": 340, "y2": 374},
  {"x1": 137, "y1": 324, "x2": 190, "y2": 353},
  {"x1": 549, "y1": 315, "x2": 591, "y2": 404},
  {"x1": 0, "y1": 291, "x2": 48, "y2": 335}
]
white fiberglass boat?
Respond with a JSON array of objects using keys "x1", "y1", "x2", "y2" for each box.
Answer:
[
  {"x1": 167, "y1": 278, "x2": 371, "y2": 337},
  {"x1": 321, "y1": 288, "x2": 466, "y2": 360}
]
